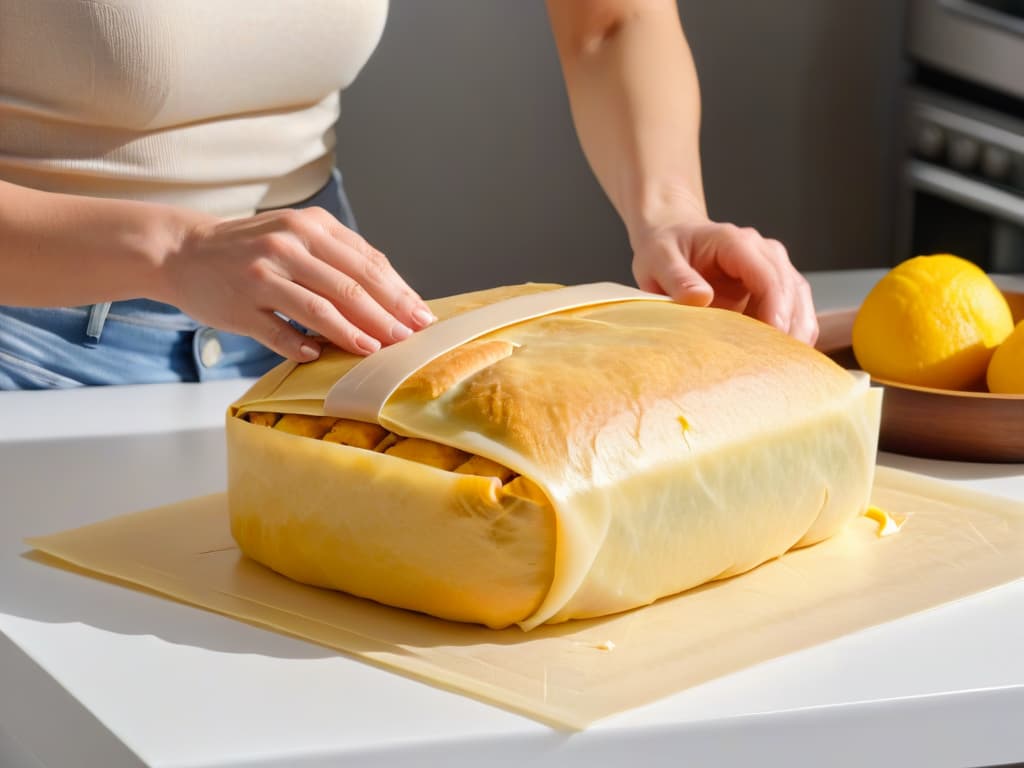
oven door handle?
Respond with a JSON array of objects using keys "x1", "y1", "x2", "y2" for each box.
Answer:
[
  {"x1": 940, "y1": 0, "x2": 1024, "y2": 36},
  {"x1": 907, "y1": 159, "x2": 1024, "y2": 228}
]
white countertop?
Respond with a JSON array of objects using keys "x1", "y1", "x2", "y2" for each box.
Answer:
[{"x1": 2, "y1": 270, "x2": 1023, "y2": 768}]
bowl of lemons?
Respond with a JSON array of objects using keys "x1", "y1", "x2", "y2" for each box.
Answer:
[{"x1": 817, "y1": 253, "x2": 1024, "y2": 463}]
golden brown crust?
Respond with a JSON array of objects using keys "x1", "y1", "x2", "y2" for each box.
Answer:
[
  {"x1": 384, "y1": 438, "x2": 471, "y2": 471},
  {"x1": 455, "y1": 455, "x2": 517, "y2": 483},
  {"x1": 435, "y1": 305, "x2": 855, "y2": 471},
  {"x1": 399, "y1": 340, "x2": 516, "y2": 400},
  {"x1": 274, "y1": 414, "x2": 338, "y2": 438},
  {"x1": 243, "y1": 412, "x2": 520, "y2": 483},
  {"x1": 323, "y1": 419, "x2": 389, "y2": 450},
  {"x1": 246, "y1": 412, "x2": 280, "y2": 428}
]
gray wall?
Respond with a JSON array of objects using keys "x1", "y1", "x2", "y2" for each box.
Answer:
[{"x1": 336, "y1": 0, "x2": 907, "y2": 300}]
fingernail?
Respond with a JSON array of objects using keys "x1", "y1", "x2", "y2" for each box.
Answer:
[
  {"x1": 412, "y1": 308, "x2": 436, "y2": 327},
  {"x1": 298, "y1": 342, "x2": 320, "y2": 361},
  {"x1": 391, "y1": 323, "x2": 413, "y2": 342},
  {"x1": 356, "y1": 335, "x2": 381, "y2": 355}
]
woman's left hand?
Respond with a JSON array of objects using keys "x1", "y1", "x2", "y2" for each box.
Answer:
[{"x1": 630, "y1": 212, "x2": 819, "y2": 346}]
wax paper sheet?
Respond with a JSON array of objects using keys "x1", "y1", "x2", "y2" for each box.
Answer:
[{"x1": 27, "y1": 467, "x2": 1024, "y2": 729}]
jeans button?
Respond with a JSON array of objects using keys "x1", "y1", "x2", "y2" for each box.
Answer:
[{"x1": 198, "y1": 328, "x2": 223, "y2": 368}]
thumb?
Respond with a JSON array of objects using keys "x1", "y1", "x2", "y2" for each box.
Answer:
[{"x1": 649, "y1": 255, "x2": 714, "y2": 308}]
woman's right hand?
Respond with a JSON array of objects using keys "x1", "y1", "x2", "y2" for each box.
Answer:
[{"x1": 160, "y1": 206, "x2": 435, "y2": 361}]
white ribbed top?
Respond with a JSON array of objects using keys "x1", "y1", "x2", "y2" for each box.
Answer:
[{"x1": 0, "y1": 0, "x2": 388, "y2": 218}]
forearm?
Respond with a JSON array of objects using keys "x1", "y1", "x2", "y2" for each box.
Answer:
[
  {"x1": 546, "y1": 0, "x2": 705, "y2": 237},
  {"x1": 0, "y1": 179, "x2": 437, "y2": 360},
  {"x1": 547, "y1": 1, "x2": 817, "y2": 343},
  {"x1": 0, "y1": 180, "x2": 210, "y2": 307}
]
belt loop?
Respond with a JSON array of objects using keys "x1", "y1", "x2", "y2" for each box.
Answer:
[{"x1": 85, "y1": 302, "x2": 112, "y2": 345}]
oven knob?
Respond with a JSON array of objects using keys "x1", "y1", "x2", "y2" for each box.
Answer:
[
  {"x1": 948, "y1": 136, "x2": 980, "y2": 173},
  {"x1": 914, "y1": 122, "x2": 945, "y2": 159},
  {"x1": 980, "y1": 145, "x2": 1012, "y2": 181}
]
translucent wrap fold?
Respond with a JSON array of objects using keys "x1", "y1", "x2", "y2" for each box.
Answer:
[{"x1": 227, "y1": 284, "x2": 883, "y2": 630}]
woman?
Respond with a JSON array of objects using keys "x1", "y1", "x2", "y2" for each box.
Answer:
[{"x1": 0, "y1": 0, "x2": 817, "y2": 389}]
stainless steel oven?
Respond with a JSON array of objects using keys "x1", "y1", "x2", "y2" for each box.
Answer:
[{"x1": 902, "y1": 0, "x2": 1024, "y2": 272}]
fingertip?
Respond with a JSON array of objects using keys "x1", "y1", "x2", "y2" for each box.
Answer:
[
  {"x1": 796, "y1": 277, "x2": 819, "y2": 346},
  {"x1": 795, "y1": 312, "x2": 820, "y2": 347},
  {"x1": 297, "y1": 341, "x2": 321, "y2": 361},
  {"x1": 355, "y1": 334, "x2": 382, "y2": 355},
  {"x1": 260, "y1": 314, "x2": 322, "y2": 363},
  {"x1": 390, "y1": 323, "x2": 414, "y2": 342},
  {"x1": 672, "y1": 280, "x2": 714, "y2": 308},
  {"x1": 411, "y1": 306, "x2": 437, "y2": 329}
]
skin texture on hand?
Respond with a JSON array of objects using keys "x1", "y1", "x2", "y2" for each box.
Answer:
[
  {"x1": 0, "y1": 181, "x2": 435, "y2": 362},
  {"x1": 631, "y1": 214, "x2": 819, "y2": 346},
  {"x1": 160, "y1": 206, "x2": 436, "y2": 361}
]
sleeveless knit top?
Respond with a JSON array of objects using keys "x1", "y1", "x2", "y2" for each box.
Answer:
[{"x1": 0, "y1": 0, "x2": 387, "y2": 218}]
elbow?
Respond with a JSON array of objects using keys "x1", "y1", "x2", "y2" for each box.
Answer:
[
  {"x1": 578, "y1": 13, "x2": 628, "y2": 56},
  {"x1": 551, "y1": 0, "x2": 670, "y2": 59},
  {"x1": 566, "y1": 10, "x2": 634, "y2": 59}
]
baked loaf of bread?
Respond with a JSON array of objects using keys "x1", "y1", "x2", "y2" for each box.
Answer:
[{"x1": 227, "y1": 284, "x2": 882, "y2": 630}]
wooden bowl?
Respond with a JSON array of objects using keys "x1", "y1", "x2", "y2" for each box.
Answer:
[{"x1": 816, "y1": 291, "x2": 1024, "y2": 463}]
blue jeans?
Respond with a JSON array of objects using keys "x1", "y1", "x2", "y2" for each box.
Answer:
[{"x1": 0, "y1": 170, "x2": 357, "y2": 389}]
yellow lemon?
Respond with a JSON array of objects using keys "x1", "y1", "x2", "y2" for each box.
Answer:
[
  {"x1": 987, "y1": 320, "x2": 1024, "y2": 394},
  {"x1": 852, "y1": 254, "x2": 1013, "y2": 390}
]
